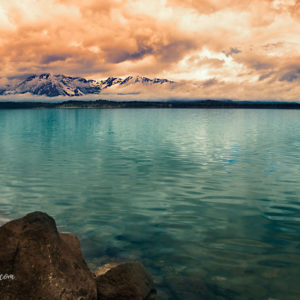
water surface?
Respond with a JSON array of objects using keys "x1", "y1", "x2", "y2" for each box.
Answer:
[{"x1": 0, "y1": 108, "x2": 300, "y2": 299}]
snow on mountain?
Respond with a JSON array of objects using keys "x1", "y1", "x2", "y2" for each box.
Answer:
[
  {"x1": 100, "y1": 76, "x2": 174, "y2": 89},
  {"x1": 0, "y1": 74, "x2": 175, "y2": 97},
  {"x1": 10, "y1": 73, "x2": 101, "y2": 97}
]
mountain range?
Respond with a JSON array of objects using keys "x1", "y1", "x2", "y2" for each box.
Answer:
[{"x1": 0, "y1": 73, "x2": 175, "y2": 97}]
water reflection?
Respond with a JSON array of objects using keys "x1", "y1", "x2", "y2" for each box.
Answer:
[{"x1": 0, "y1": 108, "x2": 300, "y2": 299}]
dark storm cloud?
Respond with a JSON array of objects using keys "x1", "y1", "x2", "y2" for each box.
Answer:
[{"x1": 41, "y1": 55, "x2": 68, "y2": 64}]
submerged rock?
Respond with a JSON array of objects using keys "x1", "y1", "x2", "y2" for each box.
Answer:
[
  {"x1": 95, "y1": 262, "x2": 157, "y2": 300},
  {"x1": 0, "y1": 211, "x2": 97, "y2": 300},
  {"x1": 0, "y1": 212, "x2": 156, "y2": 300},
  {"x1": 165, "y1": 275, "x2": 236, "y2": 300}
]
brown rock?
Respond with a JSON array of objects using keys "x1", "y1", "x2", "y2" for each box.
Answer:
[
  {"x1": 95, "y1": 262, "x2": 157, "y2": 300},
  {"x1": 0, "y1": 211, "x2": 97, "y2": 300}
]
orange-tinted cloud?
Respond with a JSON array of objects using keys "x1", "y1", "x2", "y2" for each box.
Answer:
[{"x1": 0, "y1": 0, "x2": 300, "y2": 100}]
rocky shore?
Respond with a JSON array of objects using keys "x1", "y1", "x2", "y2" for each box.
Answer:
[{"x1": 0, "y1": 212, "x2": 157, "y2": 300}]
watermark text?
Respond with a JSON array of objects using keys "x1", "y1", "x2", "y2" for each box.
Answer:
[{"x1": 0, "y1": 274, "x2": 15, "y2": 280}]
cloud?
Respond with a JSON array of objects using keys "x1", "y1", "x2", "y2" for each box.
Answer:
[
  {"x1": 41, "y1": 55, "x2": 68, "y2": 64},
  {"x1": 224, "y1": 48, "x2": 241, "y2": 57},
  {"x1": 0, "y1": 0, "x2": 299, "y2": 100},
  {"x1": 202, "y1": 78, "x2": 218, "y2": 87},
  {"x1": 259, "y1": 72, "x2": 274, "y2": 81},
  {"x1": 279, "y1": 66, "x2": 300, "y2": 82}
]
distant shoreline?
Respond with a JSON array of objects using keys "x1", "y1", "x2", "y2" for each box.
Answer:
[{"x1": 1, "y1": 99, "x2": 300, "y2": 109}]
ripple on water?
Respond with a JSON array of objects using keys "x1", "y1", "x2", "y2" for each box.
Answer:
[{"x1": 0, "y1": 109, "x2": 300, "y2": 299}]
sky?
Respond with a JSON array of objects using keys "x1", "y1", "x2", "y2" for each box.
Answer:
[{"x1": 0, "y1": 0, "x2": 300, "y2": 100}]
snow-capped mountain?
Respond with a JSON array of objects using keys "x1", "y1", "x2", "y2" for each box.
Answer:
[
  {"x1": 100, "y1": 76, "x2": 174, "y2": 89},
  {"x1": 0, "y1": 73, "x2": 175, "y2": 97},
  {"x1": 4, "y1": 73, "x2": 101, "y2": 97}
]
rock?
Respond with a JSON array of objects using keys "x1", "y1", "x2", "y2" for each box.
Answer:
[
  {"x1": 165, "y1": 275, "x2": 235, "y2": 300},
  {"x1": 165, "y1": 275, "x2": 216, "y2": 300},
  {"x1": 59, "y1": 232, "x2": 83, "y2": 258},
  {"x1": 0, "y1": 212, "x2": 157, "y2": 300},
  {"x1": 0, "y1": 211, "x2": 97, "y2": 300},
  {"x1": 95, "y1": 262, "x2": 157, "y2": 300}
]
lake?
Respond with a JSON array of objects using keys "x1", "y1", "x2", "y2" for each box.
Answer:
[{"x1": 0, "y1": 108, "x2": 299, "y2": 299}]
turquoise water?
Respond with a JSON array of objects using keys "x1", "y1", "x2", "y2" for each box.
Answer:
[{"x1": 0, "y1": 108, "x2": 300, "y2": 299}]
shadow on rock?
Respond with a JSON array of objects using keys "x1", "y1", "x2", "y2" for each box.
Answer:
[{"x1": 0, "y1": 212, "x2": 156, "y2": 300}]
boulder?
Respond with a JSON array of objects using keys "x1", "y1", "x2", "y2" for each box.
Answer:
[
  {"x1": 95, "y1": 262, "x2": 157, "y2": 300},
  {"x1": 0, "y1": 212, "x2": 157, "y2": 300},
  {"x1": 0, "y1": 211, "x2": 97, "y2": 300}
]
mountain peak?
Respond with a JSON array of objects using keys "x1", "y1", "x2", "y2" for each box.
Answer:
[
  {"x1": 39, "y1": 73, "x2": 52, "y2": 79},
  {"x1": 1, "y1": 73, "x2": 175, "y2": 97}
]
